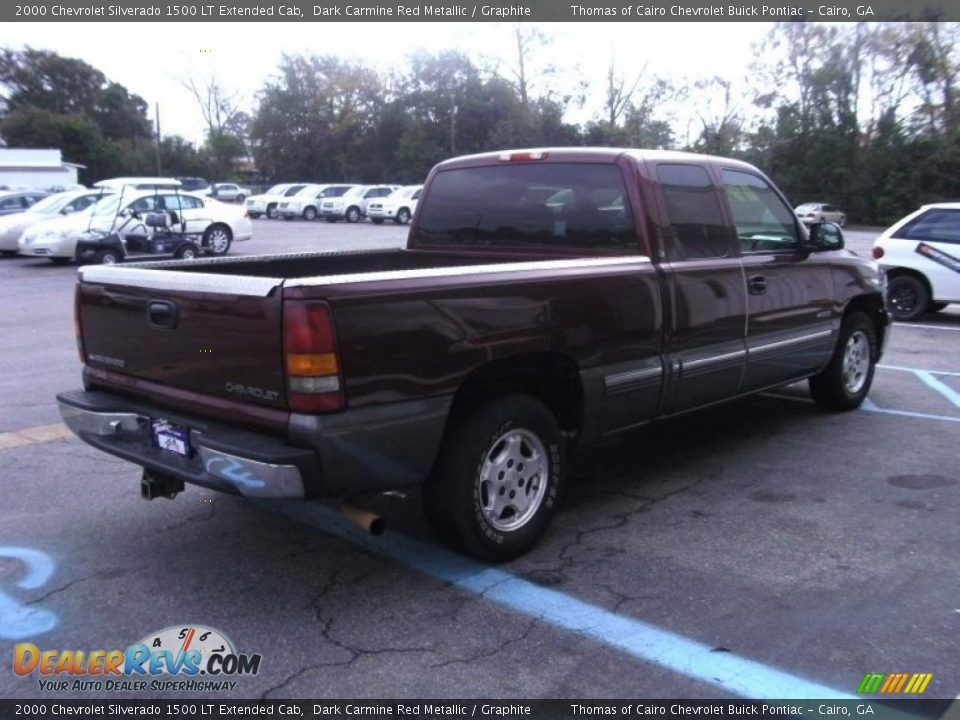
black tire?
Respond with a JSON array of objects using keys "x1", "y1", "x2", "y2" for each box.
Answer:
[
  {"x1": 423, "y1": 395, "x2": 565, "y2": 561},
  {"x1": 266, "y1": 204, "x2": 279, "y2": 219},
  {"x1": 93, "y1": 249, "x2": 120, "y2": 265},
  {"x1": 371, "y1": 218, "x2": 384, "y2": 225},
  {"x1": 345, "y1": 206, "x2": 361, "y2": 223},
  {"x1": 247, "y1": 212, "x2": 262, "y2": 219},
  {"x1": 887, "y1": 274, "x2": 929, "y2": 321},
  {"x1": 929, "y1": 302, "x2": 948, "y2": 313},
  {"x1": 303, "y1": 206, "x2": 317, "y2": 221},
  {"x1": 809, "y1": 312, "x2": 877, "y2": 411},
  {"x1": 174, "y1": 243, "x2": 199, "y2": 260},
  {"x1": 203, "y1": 224, "x2": 233, "y2": 256},
  {"x1": 397, "y1": 207, "x2": 412, "y2": 225},
  {"x1": 236, "y1": 195, "x2": 246, "y2": 203}
]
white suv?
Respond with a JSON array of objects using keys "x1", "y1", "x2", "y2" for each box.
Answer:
[
  {"x1": 872, "y1": 202, "x2": 960, "y2": 320},
  {"x1": 320, "y1": 185, "x2": 397, "y2": 223},
  {"x1": 367, "y1": 185, "x2": 423, "y2": 225},
  {"x1": 245, "y1": 184, "x2": 308, "y2": 219}
]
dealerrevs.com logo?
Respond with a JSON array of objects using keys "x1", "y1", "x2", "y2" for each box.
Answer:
[{"x1": 14, "y1": 625, "x2": 262, "y2": 693}]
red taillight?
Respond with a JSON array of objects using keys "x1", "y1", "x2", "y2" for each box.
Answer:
[
  {"x1": 282, "y1": 300, "x2": 343, "y2": 413},
  {"x1": 872, "y1": 246, "x2": 885, "y2": 260},
  {"x1": 498, "y1": 151, "x2": 548, "y2": 162},
  {"x1": 74, "y1": 286, "x2": 86, "y2": 364}
]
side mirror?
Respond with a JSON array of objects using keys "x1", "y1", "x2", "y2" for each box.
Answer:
[{"x1": 807, "y1": 222, "x2": 844, "y2": 251}]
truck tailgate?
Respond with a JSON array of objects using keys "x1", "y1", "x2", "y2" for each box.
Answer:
[{"x1": 77, "y1": 266, "x2": 287, "y2": 410}]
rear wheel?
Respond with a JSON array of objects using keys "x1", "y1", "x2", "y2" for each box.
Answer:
[
  {"x1": 345, "y1": 206, "x2": 362, "y2": 223},
  {"x1": 303, "y1": 207, "x2": 317, "y2": 221},
  {"x1": 93, "y1": 249, "x2": 121, "y2": 265},
  {"x1": 236, "y1": 194, "x2": 246, "y2": 203},
  {"x1": 203, "y1": 224, "x2": 232, "y2": 256},
  {"x1": 397, "y1": 207, "x2": 412, "y2": 224},
  {"x1": 174, "y1": 243, "x2": 199, "y2": 260},
  {"x1": 266, "y1": 204, "x2": 279, "y2": 219},
  {"x1": 887, "y1": 274, "x2": 929, "y2": 321},
  {"x1": 423, "y1": 395, "x2": 565, "y2": 561},
  {"x1": 247, "y1": 212, "x2": 261, "y2": 219},
  {"x1": 809, "y1": 311, "x2": 877, "y2": 411}
]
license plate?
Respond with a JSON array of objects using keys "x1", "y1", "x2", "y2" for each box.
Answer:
[{"x1": 151, "y1": 419, "x2": 191, "y2": 457}]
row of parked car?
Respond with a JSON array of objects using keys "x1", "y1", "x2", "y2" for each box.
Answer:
[
  {"x1": 245, "y1": 183, "x2": 423, "y2": 225},
  {"x1": 0, "y1": 177, "x2": 252, "y2": 263}
]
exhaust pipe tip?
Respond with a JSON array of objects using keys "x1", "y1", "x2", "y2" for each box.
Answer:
[{"x1": 340, "y1": 502, "x2": 385, "y2": 536}]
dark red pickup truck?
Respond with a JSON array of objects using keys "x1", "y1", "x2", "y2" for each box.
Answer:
[{"x1": 58, "y1": 148, "x2": 890, "y2": 559}]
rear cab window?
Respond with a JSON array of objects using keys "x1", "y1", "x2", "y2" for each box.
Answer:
[
  {"x1": 655, "y1": 164, "x2": 730, "y2": 260},
  {"x1": 412, "y1": 163, "x2": 636, "y2": 251}
]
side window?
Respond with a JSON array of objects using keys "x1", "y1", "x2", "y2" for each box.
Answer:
[
  {"x1": 0, "y1": 196, "x2": 22, "y2": 211},
  {"x1": 180, "y1": 196, "x2": 205, "y2": 210},
  {"x1": 129, "y1": 197, "x2": 158, "y2": 213},
  {"x1": 896, "y1": 209, "x2": 960, "y2": 245},
  {"x1": 72, "y1": 196, "x2": 96, "y2": 211},
  {"x1": 721, "y1": 169, "x2": 800, "y2": 253},
  {"x1": 656, "y1": 164, "x2": 730, "y2": 260}
]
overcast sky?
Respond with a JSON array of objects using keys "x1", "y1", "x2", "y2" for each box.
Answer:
[{"x1": 9, "y1": 22, "x2": 774, "y2": 143}]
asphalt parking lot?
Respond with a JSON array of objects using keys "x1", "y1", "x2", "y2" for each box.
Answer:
[{"x1": 0, "y1": 220, "x2": 957, "y2": 701}]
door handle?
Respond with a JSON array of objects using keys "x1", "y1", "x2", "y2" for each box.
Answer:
[
  {"x1": 146, "y1": 300, "x2": 179, "y2": 330},
  {"x1": 747, "y1": 275, "x2": 767, "y2": 295}
]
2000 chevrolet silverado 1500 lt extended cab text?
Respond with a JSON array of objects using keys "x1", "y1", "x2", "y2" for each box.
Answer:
[{"x1": 58, "y1": 149, "x2": 890, "y2": 560}]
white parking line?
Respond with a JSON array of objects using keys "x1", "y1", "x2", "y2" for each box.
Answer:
[{"x1": 893, "y1": 322, "x2": 960, "y2": 332}]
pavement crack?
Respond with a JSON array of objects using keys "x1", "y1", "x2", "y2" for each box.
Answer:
[
  {"x1": 429, "y1": 617, "x2": 539, "y2": 668},
  {"x1": 161, "y1": 503, "x2": 216, "y2": 531},
  {"x1": 24, "y1": 569, "x2": 131, "y2": 605}
]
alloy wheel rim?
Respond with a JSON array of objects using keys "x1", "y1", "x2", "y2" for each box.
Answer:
[
  {"x1": 209, "y1": 229, "x2": 229, "y2": 253},
  {"x1": 842, "y1": 330, "x2": 870, "y2": 394},
  {"x1": 477, "y1": 428, "x2": 548, "y2": 532}
]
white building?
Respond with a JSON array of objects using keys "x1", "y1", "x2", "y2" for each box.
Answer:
[{"x1": 0, "y1": 148, "x2": 85, "y2": 190}]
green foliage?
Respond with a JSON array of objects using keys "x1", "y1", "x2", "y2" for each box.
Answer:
[{"x1": 3, "y1": 26, "x2": 959, "y2": 224}]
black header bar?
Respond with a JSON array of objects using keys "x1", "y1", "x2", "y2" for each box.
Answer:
[{"x1": 3, "y1": 0, "x2": 958, "y2": 22}]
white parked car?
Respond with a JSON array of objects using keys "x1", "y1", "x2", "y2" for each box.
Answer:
[
  {"x1": 0, "y1": 190, "x2": 51, "y2": 217},
  {"x1": 873, "y1": 202, "x2": 960, "y2": 321},
  {"x1": 367, "y1": 185, "x2": 423, "y2": 225},
  {"x1": 320, "y1": 185, "x2": 398, "y2": 223},
  {"x1": 244, "y1": 183, "x2": 308, "y2": 219},
  {"x1": 207, "y1": 183, "x2": 252, "y2": 203},
  {"x1": 0, "y1": 190, "x2": 108, "y2": 253},
  {"x1": 281, "y1": 184, "x2": 352, "y2": 221},
  {"x1": 795, "y1": 202, "x2": 846, "y2": 226},
  {"x1": 18, "y1": 190, "x2": 252, "y2": 263}
]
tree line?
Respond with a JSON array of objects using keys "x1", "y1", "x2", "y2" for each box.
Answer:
[{"x1": 1, "y1": 23, "x2": 958, "y2": 225}]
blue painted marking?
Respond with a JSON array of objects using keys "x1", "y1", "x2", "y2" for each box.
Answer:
[
  {"x1": 912, "y1": 370, "x2": 960, "y2": 411},
  {"x1": 263, "y1": 502, "x2": 852, "y2": 700},
  {"x1": 0, "y1": 546, "x2": 58, "y2": 640},
  {"x1": 861, "y1": 398, "x2": 960, "y2": 423},
  {"x1": 205, "y1": 456, "x2": 266, "y2": 489},
  {"x1": 878, "y1": 364, "x2": 960, "y2": 377}
]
